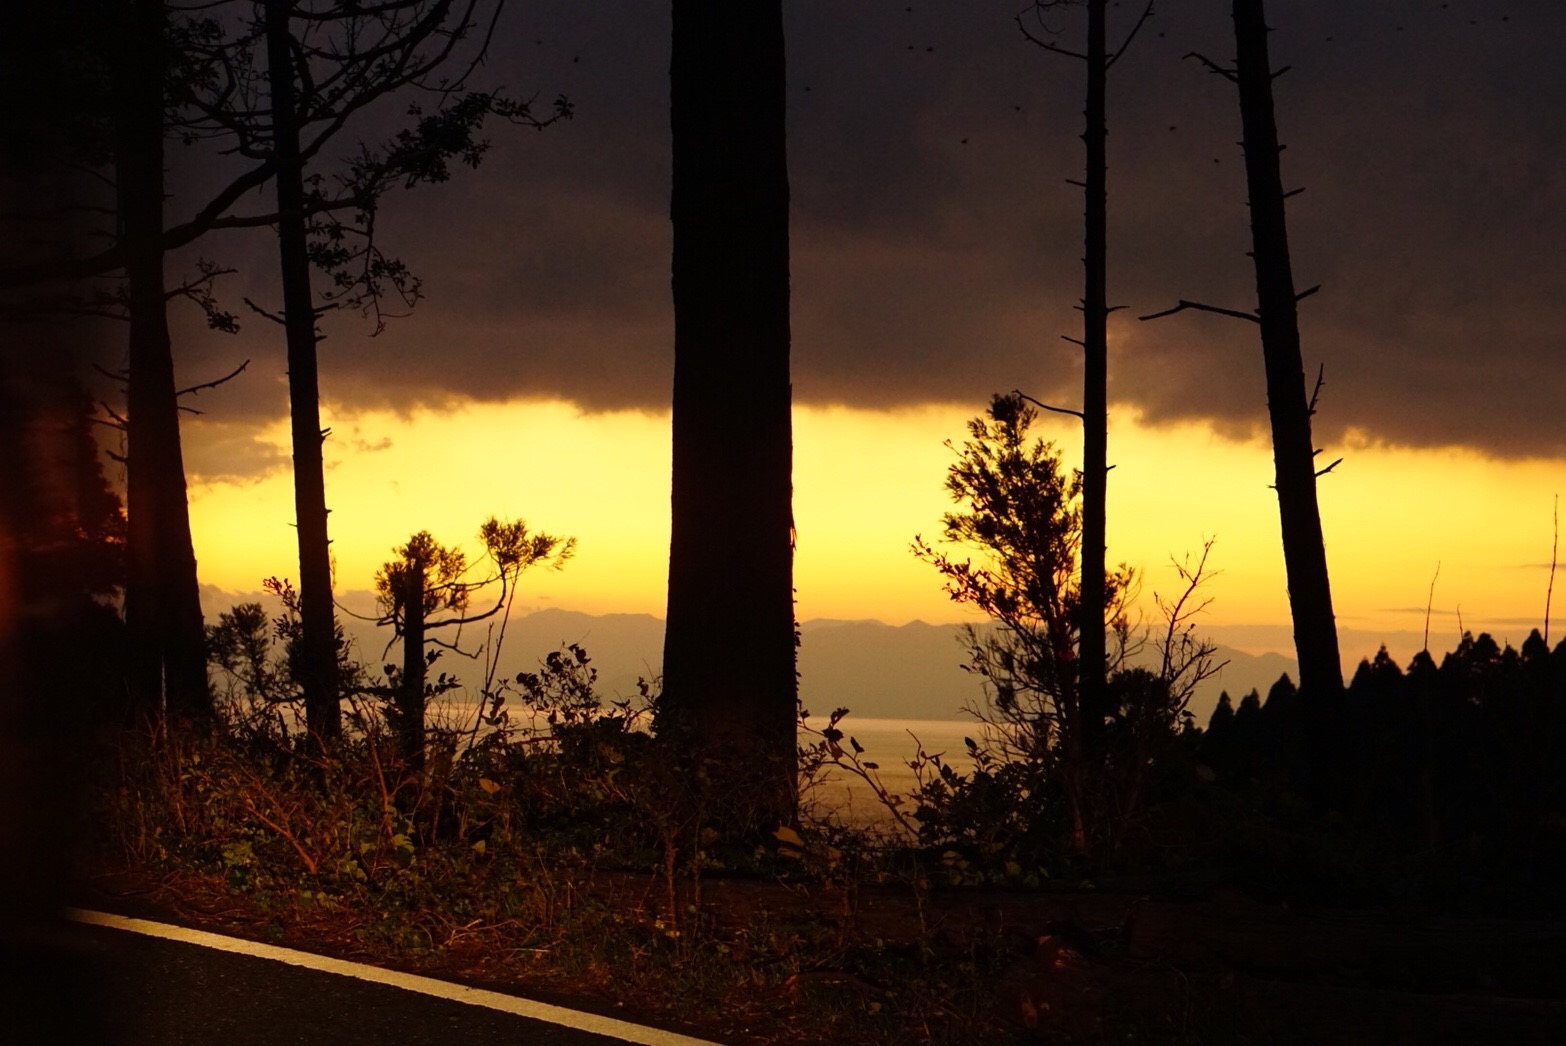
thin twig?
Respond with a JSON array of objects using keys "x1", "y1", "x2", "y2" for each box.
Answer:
[
  {"x1": 1306, "y1": 362, "x2": 1326, "y2": 415},
  {"x1": 1546, "y1": 495, "x2": 1558, "y2": 648},
  {"x1": 1016, "y1": 11, "x2": 1089, "y2": 61},
  {"x1": 1423, "y1": 561, "x2": 1440, "y2": 654},
  {"x1": 1106, "y1": 2, "x2": 1157, "y2": 70}
]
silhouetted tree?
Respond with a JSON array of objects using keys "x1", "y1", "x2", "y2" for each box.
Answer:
[
  {"x1": 1143, "y1": 0, "x2": 1343, "y2": 809},
  {"x1": 3, "y1": 2, "x2": 552, "y2": 730},
  {"x1": 217, "y1": 0, "x2": 565, "y2": 742},
  {"x1": 661, "y1": 1, "x2": 797, "y2": 829},
  {"x1": 1018, "y1": 0, "x2": 1156, "y2": 798},
  {"x1": 377, "y1": 532, "x2": 468, "y2": 769},
  {"x1": 261, "y1": 0, "x2": 340, "y2": 741},
  {"x1": 116, "y1": 0, "x2": 213, "y2": 722},
  {"x1": 916, "y1": 393, "x2": 1162, "y2": 854},
  {"x1": 1226, "y1": 0, "x2": 1344, "y2": 704},
  {"x1": 1202, "y1": 690, "x2": 1236, "y2": 777},
  {"x1": 376, "y1": 519, "x2": 572, "y2": 771}
]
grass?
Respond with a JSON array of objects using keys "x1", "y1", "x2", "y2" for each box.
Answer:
[{"x1": 78, "y1": 712, "x2": 1035, "y2": 1044}]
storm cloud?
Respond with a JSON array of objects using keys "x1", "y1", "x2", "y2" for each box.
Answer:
[{"x1": 157, "y1": 0, "x2": 1565, "y2": 468}]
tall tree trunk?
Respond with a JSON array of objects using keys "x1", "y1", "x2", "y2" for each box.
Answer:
[
  {"x1": 2, "y1": 8, "x2": 120, "y2": 1012},
  {"x1": 662, "y1": 0, "x2": 796, "y2": 828},
  {"x1": 1077, "y1": 0, "x2": 1110, "y2": 768},
  {"x1": 398, "y1": 563, "x2": 426, "y2": 772},
  {"x1": 265, "y1": 0, "x2": 339, "y2": 742},
  {"x1": 118, "y1": 0, "x2": 210, "y2": 723},
  {"x1": 1230, "y1": 0, "x2": 1344, "y2": 807},
  {"x1": 1231, "y1": 0, "x2": 1342, "y2": 696}
]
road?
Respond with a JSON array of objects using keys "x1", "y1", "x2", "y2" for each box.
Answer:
[{"x1": 4, "y1": 910, "x2": 718, "y2": 1045}]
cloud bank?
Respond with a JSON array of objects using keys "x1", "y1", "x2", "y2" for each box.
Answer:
[{"x1": 151, "y1": 0, "x2": 1564, "y2": 473}]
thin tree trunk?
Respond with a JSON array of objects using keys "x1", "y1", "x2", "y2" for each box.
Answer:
[
  {"x1": 265, "y1": 0, "x2": 339, "y2": 742},
  {"x1": 662, "y1": 1, "x2": 796, "y2": 828},
  {"x1": 118, "y1": 0, "x2": 210, "y2": 723},
  {"x1": 1231, "y1": 0, "x2": 1343, "y2": 808},
  {"x1": 1231, "y1": 0, "x2": 1342, "y2": 698},
  {"x1": 1077, "y1": 0, "x2": 1110, "y2": 765},
  {"x1": 398, "y1": 563, "x2": 426, "y2": 772}
]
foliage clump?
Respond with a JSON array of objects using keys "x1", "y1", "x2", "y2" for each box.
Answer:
[{"x1": 823, "y1": 392, "x2": 1223, "y2": 875}]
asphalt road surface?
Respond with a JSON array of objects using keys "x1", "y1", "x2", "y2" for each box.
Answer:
[{"x1": 4, "y1": 910, "x2": 717, "y2": 1046}]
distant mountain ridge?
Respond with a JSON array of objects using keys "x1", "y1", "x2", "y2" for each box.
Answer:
[
  {"x1": 793, "y1": 616, "x2": 1297, "y2": 725},
  {"x1": 381, "y1": 606, "x2": 1295, "y2": 726},
  {"x1": 203, "y1": 589, "x2": 1298, "y2": 726}
]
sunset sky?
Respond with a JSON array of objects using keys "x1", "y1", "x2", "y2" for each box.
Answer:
[{"x1": 138, "y1": 0, "x2": 1564, "y2": 671}]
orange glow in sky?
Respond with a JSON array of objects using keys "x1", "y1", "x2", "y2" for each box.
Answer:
[{"x1": 187, "y1": 398, "x2": 1563, "y2": 664}]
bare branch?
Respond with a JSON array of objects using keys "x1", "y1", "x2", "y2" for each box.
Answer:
[
  {"x1": 1017, "y1": 11, "x2": 1090, "y2": 61},
  {"x1": 243, "y1": 297, "x2": 287, "y2": 325},
  {"x1": 1185, "y1": 51, "x2": 1238, "y2": 82},
  {"x1": 1314, "y1": 456, "x2": 1343, "y2": 478},
  {"x1": 176, "y1": 358, "x2": 250, "y2": 399},
  {"x1": 1153, "y1": 537, "x2": 1227, "y2": 712},
  {"x1": 1307, "y1": 362, "x2": 1326, "y2": 415},
  {"x1": 1423, "y1": 561, "x2": 1440, "y2": 653},
  {"x1": 1547, "y1": 495, "x2": 1558, "y2": 647},
  {"x1": 97, "y1": 402, "x2": 128, "y2": 431},
  {"x1": 1139, "y1": 299, "x2": 1259, "y2": 323},
  {"x1": 1296, "y1": 283, "x2": 1320, "y2": 302},
  {"x1": 1013, "y1": 388, "x2": 1085, "y2": 421},
  {"x1": 1106, "y1": 2, "x2": 1157, "y2": 70}
]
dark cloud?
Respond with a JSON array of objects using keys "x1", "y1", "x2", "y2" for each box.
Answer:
[
  {"x1": 155, "y1": 0, "x2": 1566, "y2": 460},
  {"x1": 181, "y1": 417, "x2": 288, "y2": 485}
]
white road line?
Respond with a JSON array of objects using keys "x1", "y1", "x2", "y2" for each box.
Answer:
[{"x1": 68, "y1": 908, "x2": 721, "y2": 1046}]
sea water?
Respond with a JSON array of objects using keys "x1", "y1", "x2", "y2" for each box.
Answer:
[
  {"x1": 413, "y1": 698, "x2": 988, "y2": 830},
  {"x1": 799, "y1": 716, "x2": 984, "y2": 829}
]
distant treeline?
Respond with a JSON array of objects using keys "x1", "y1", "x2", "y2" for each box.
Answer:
[{"x1": 1196, "y1": 630, "x2": 1565, "y2": 906}]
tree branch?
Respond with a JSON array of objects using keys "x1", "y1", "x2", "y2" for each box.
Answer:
[
  {"x1": 1306, "y1": 362, "x2": 1326, "y2": 415},
  {"x1": 1106, "y1": 2, "x2": 1157, "y2": 70},
  {"x1": 1184, "y1": 51, "x2": 1238, "y2": 82},
  {"x1": 1016, "y1": 10, "x2": 1089, "y2": 61},
  {"x1": 1314, "y1": 457, "x2": 1343, "y2": 478},
  {"x1": 1139, "y1": 299, "x2": 1259, "y2": 323},
  {"x1": 1013, "y1": 388, "x2": 1085, "y2": 421},
  {"x1": 243, "y1": 297, "x2": 287, "y2": 325},
  {"x1": 176, "y1": 358, "x2": 250, "y2": 399}
]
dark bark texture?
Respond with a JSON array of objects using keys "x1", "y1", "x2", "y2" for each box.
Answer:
[
  {"x1": 266, "y1": 0, "x2": 339, "y2": 742},
  {"x1": 662, "y1": 1, "x2": 796, "y2": 826},
  {"x1": 1231, "y1": 1, "x2": 1344, "y2": 698},
  {"x1": 118, "y1": 0, "x2": 210, "y2": 723},
  {"x1": 1077, "y1": 0, "x2": 1110, "y2": 761}
]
